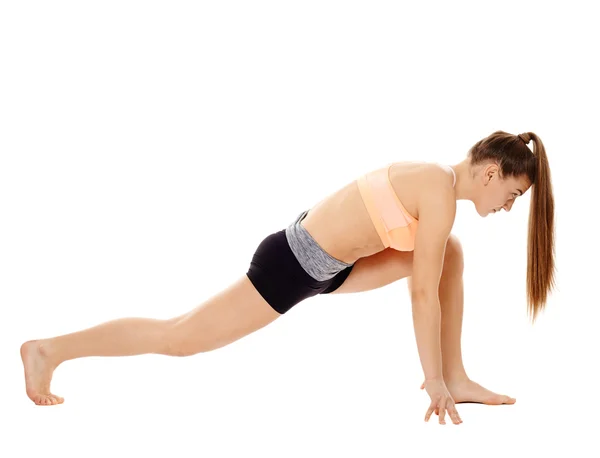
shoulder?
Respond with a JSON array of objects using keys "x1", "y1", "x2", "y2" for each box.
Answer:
[
  {"x1": 414, "y1": 162, "x2": 456, "y2": 199},
  {"x1": 390, "y1": 161, "x2": 455, "y2": 188},
  {"x1": 388, "y1": 161, "x2": 456, "y2": 223},
  {"x1": 415, "y1": 163, "x2": 456, "y2": 226},
  {"x1": 420, "y1": 162, "x2": 455, "y2": 187}
]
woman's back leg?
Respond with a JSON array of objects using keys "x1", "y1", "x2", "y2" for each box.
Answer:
[
  {"x1": 21, "y1": 274, "x2": 281, "y2": 405},
  {"x1": 165, "y1": 274, "x2": 281, "y2": 355}
]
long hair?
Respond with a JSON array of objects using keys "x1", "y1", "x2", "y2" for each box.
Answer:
[{"x1": 466, "y1": 130, "x2": 556, "y2": 322}]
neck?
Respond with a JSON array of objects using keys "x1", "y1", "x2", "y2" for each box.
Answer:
[{"x1": 449, "y1": 160, "x2": 477, "y2": 202}]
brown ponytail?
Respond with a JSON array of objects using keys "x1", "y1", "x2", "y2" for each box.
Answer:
[
  {"x1": 523, "y1": 132, "x2": 556, "y2": 322},
  {"x1": 467, "y1": 130, "x2": 556, "y2": 322}
]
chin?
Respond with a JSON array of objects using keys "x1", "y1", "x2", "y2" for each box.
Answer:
[{"x1": 475, "y1": 204, "x2": 488, "y2": 217}]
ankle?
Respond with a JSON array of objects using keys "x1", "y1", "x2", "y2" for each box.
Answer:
[
  {"x1": 38, "y1": 339, "x2": 61, "y2": 367},
  {"x1": 443, "y1": 371, "x2": 470, "y2": 383}
]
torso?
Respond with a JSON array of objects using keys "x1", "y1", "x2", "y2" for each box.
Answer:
[{"x1": 300, "y1": 161, "x2": 453, "y2": 264}]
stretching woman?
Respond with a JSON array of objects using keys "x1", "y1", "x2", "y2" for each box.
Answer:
[{"x1": 21, "y1": 130, "x2": 555, "y2": 426}]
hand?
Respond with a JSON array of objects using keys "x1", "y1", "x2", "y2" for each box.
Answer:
[{"x1": 422, "y1": 379, "x2": 463, "y2": 425}]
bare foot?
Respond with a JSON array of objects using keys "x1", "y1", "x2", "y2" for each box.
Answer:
[
  {"x1": 420, "y1": 378, "x2": 515, "y2": 405},
  {"x1": 20, "y1": 340, "x2": 64, "y2": 406}
]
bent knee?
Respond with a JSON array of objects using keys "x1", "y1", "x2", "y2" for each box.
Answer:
[{"x1": 443, "y1": 234, "x2": 464, "y2": 273}]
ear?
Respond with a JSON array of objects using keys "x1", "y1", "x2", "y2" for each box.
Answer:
[{"x1": 483, "y1": 163, "x2": 499, "y2": 186}]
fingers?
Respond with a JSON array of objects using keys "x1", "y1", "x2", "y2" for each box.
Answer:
[
  {"x1": 448, "y1": 404, "x2": 463, "y2": 425},
  {"x1": 424, "y1": 400, "x2": 437, "y2": 422},
  {"x1": 438, "y1": 397, "x2": 447, "y2": 424},
  {"x1": 429, "y1": 401, "x2": 462, "y2": 425},
  {"x1": 423, "y1": 385, "x2": 463, "y2": 425}
]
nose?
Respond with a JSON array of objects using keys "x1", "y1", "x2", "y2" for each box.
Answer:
[{"x1": 503, "y1": 200, "x2": 515, "y2": 212}]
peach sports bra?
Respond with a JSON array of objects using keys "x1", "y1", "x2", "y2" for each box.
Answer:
[{"x1": 356, "y1": 162, "x2": 456, "y2": 251}]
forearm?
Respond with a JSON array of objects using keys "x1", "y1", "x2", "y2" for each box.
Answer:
[{"x1": 411, "y1": 295, "x2": 444, "y2": 381}]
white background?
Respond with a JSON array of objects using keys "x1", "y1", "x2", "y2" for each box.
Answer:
[{"x1": 1, "y1": 1, "x2": 598, "y2": 457}]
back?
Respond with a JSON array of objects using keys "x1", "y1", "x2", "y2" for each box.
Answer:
[{"x1": 299, "y1": 161, "x2": 457, "y2": 263}]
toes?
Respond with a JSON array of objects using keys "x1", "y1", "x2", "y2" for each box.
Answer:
[
  {"x1": 490, "y1": 395, "x2": 516, "y2": 405},
  {"x1": 486, "y1": 396, "x2": 504, "y2": 405},
  {"x1": 46, "y1": 394, "x2": 64, "y2": 405},
  {"x1": 504, "y1": 396, "x2": 516, "y2": 404},
  {"x1": 34, "y1": 394, "x2": 60, "y2": 406}
]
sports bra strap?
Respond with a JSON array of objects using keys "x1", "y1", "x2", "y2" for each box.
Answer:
[{"x1": 437, "y1": 163, "x2": 456, "y2": 187}]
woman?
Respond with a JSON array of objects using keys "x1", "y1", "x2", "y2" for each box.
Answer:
[{"x1": 21, "y1": 130, "x2": 555, "y2": 426}]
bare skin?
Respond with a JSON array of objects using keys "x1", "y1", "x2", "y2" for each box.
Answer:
[
  {"x1": 21, "y1": 274, "x2": 281, "y2": 405},
  {"x1": 313, "y1": 162, "x2": 517, "y2": 407},
  {"x1": 21, "y1": 160, "x2": 517, "y2": 409},
  {"x1": 327, "y1": 239, "x2": 516, "y2": 408}
]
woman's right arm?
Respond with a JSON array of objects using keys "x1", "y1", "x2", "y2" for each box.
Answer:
[
  {"x1": 411, "y1": 178, "x2": 455, "y2": 380},
  {"x1": 410, "y1": 173, "x2": 461, "y2": 424}
]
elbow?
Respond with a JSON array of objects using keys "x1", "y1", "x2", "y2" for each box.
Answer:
[
  {"x1": 411, "y1": 288, "x2": 441, "y2": 318},
  {"x1": 410, "y1": 287, "x2": 438, "y2": 304}
]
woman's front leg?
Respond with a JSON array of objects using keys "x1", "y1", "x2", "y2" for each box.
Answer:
[
  {"x1": 329, "y1": 235, "x2": 516, "y2": 406},
  {"x1": 414, "y1": 234, "x2": 516, "y2": 405},
  {"x1": 435, "y1": 233, "x2": 469, "y2": 382}
]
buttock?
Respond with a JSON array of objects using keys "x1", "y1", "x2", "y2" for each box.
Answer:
[{"x1": 245, "y1": 212, "x2": 354, "y2": 314}]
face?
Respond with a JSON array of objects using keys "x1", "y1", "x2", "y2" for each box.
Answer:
[{"x1": 474, "y1": 163, "x2": 532, "y2": 217}]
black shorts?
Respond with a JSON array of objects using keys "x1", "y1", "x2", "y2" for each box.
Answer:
[{"x1": 246, "y1": 229, "x2": 354, "y2": 314}]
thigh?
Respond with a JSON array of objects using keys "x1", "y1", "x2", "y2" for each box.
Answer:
[
  {"x1": 168, "y1": 274, "x2": 282, "y2": 354},
  {"x1": 327, "y1": 247, "x2": 413, "y2": 294}
]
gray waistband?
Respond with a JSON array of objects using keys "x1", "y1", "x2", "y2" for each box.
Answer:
[{"x1": 284, "y1": 209, "x2": 353, "y2": 281}]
